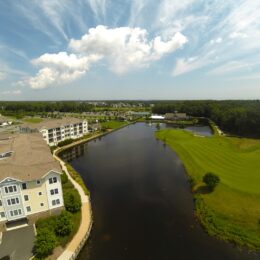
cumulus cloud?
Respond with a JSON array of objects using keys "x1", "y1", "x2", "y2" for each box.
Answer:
[
  {"x1": 23, "y1": 26, "x2": 187, "y2": 88},
  {"x1": 22, "y1": 52, "x2": 101, "y2": 89},
  {"x1": 69, "y1": 25, "x2": 187, "y2": 74}
]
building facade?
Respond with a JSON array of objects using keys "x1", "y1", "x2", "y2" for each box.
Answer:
[
  {"x1": 0, "y1": 133, "x2": 64, "y2": 231},
  {"x1": 21, "y1": 118, "x2": 88, "y2": 146},
  {"x1": 40, "y1": 120, "x2": 88, "y2": 146}
]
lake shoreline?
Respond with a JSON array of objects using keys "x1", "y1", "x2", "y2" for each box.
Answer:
[{"x1": 156, "y1": 128, "x2": 260, "y2": 252}]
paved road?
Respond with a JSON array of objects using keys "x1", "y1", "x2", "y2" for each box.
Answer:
[{"x1": 0, "y1": 225, "x2": 35, "y2": 260}]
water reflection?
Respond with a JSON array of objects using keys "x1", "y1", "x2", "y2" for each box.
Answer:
[{"x1": 60, "y1": 144, "x2": 86, "y2": 162}]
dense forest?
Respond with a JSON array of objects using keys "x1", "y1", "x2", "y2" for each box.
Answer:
[
  {"x1": 0, "y1": 101, "x2": 94, "y2": 117},
  {"x1": 152, "y1": 100, "x2": 260, "y2": 137}
]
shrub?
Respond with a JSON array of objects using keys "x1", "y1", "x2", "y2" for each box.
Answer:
[
  {"x1": 55, "y1": 211, "x2": 74, "y2": 236},
  {"x1": 34, "y1": 228, "x2": 57, "y2": 259},
  {"x1": 203, "y1": 172, "x2": 220, "y2": 191},
  {"x1": 64, "y1": 189, "x2": 82, "y2": 213}
]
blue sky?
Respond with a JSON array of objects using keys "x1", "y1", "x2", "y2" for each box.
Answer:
[{"x1": 0, "y1": 0, "x2": 260, "y2": 100}]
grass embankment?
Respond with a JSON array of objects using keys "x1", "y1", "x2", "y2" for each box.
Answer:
[
  {"x1": 100, "y1": 120, "x2": 129, "y2": 130},
  {"x1": 156, "y1": 129, "x2": 260, "y2": 250},
  {"x1": 65, "y1": 163, "x2": 90, "y2": 196}
]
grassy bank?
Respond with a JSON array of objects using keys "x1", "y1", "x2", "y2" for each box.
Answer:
[
  {"x1": 65, "y1": 163, "x2": 90, "y2": 196},
  {"x1": 100, "y1": 120, "x2": 128, "y2": 130},
  {"x1": 155, "y1": 129, "x2": 260, "y2": 250}
]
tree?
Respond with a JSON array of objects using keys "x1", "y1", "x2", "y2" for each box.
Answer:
[
  {"x1": 55, "y1": 211, "x2": 73, "y2": 236},
  {"x1": 34, "y1": 228, "x2": 57, "y2": 259},
  {"x1": 203, "y1": 172, "x2": 220, "y2": 191},
  {"x1": 63, "y1": 189, "x2": 82, "y2": 213}
]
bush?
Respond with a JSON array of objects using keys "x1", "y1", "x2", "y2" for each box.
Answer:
[
  {"x1": 203, "y1": 172, "x2": 220, "y2": 191},
  {"x1": 64, "y1": 189, "x2": 82, "y2": 213},
  {"x1": 55, "y1": 211, "x2": 74, "y2": 236},
  {"x1": 34, "y1": 228, "x2": 57, "y2": 259}
]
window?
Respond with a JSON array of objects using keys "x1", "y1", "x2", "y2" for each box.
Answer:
[
  {"x1": 4, "y1": 185, "x2": 17, "y2": 194},
  {"x1": 24, "y1": 195, "x2": 29, "y2": 201},
  {"x1": 38, "y1": 192, "x2": 42, "y2": 196},
  {"x1": 36, "y1": 180, "x2": 41, "y2": 185},
  {"x1": 26, "y1": 206, "x2": 31, "y2": 212},
  {"x1": 49, "y1": 177, "x2": 57, "y2": 184},
  {"x1": 7, "y1": 197, "x2": 19, "y2": 205},
  {"x1": 0, "y1": 212, "x2": 5, "y2": 218},
  {"x1": 50, "y1": 188, "x2": 59, "y2": 195},
  {"x1": 9, "y1": 209, "x2": 22, "y2": 217},
  {"x1": 52, "y1": 199, "x2": 60, "y2": 206},
  {"x1": 40, "y1": 203, "x2": 44, "y2": 207},
  {"x1": 22, "y1": 183, "x2": 27, "y2": 190}
]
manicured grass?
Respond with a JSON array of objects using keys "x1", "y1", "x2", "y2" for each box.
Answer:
[
  {"x1": 23, "y1": 117, "x2": 43, "y2": 123},
  {"x1": 101, "y1": 120, "x2": 128, "y2": 129},
  {"x1": 156, "y1": 129, "x2": 260, "y2": 250}
]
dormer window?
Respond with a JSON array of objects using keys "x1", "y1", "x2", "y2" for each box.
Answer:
[{"x1": 0, "y1": 151, "x2": 13, "y2": 160}]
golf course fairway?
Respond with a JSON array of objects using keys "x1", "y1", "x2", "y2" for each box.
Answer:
[{"x1": 155, "y1": 129, "x2": 260, "y2": 250}]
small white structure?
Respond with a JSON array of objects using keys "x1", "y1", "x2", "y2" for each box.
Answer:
[{"x1": 150, "y1": 115, "x2": 165, "y2": 120}]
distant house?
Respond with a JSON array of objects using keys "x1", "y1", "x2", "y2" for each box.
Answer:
[
  {"x1": 165, "y1": 113, "x2": 188, "y2": 120},
  {"x1": 150, "y1": 115, "x2": 165, "y2": 120},
  {"x1": 0, "y1": 133, "x2": 64, "y2": 231},
  {"x1": 20, "y1": 118, "x2": 88, "y2": 146}
]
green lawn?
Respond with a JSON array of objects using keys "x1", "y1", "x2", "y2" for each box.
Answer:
[
  {"x1": 23, "y1": 117, "x2": 43, "y2": 123},
  {"x1": 101, "y1": 120, "x2": 128, "y2": 129},
  {"x1": 156, "y1": 129, "x2": 260, "y2": 250}
]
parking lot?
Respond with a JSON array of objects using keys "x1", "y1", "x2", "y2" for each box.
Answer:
[{"x1": 0, "y1": 225, "x2": 35, "y2": 260}]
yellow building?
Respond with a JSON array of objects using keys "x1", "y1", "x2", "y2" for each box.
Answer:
[{"x1": 0, "y1": 133, "x2": 64, "y2": 231}]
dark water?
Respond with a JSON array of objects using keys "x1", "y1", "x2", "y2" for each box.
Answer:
[{"x1": 61, "y1": 123, "x2": 259, "y2": 260}]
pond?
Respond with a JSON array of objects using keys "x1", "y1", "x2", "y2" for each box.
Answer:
[{"x1": 60, "y1": 123, "x2": 259, "y2": 260}]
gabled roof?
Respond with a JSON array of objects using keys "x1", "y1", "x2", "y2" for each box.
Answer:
[{"x1": 0, "y1": 133, "x2": 61, "y2": 182}]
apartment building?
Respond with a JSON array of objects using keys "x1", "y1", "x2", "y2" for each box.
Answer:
[
  {"x1": 21, "y1": 118, "x2": 88, "y2": 146},
  {"x1": 0, "y1": 133, "x2": 64, "y2": 231}
]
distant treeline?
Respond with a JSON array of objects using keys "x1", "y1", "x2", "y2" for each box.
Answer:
[
  {"x1": 152, "y1": 100, "x2": 260, "y2": 137},
  {"x1": 0, "y1": 101, "x2": 94, "y2": 117}
]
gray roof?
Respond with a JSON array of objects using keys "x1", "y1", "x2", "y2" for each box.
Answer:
[
  {"x1": 0, "y1": 133, "x2": 61, "y2": 182},
  {"x1": 22, "y1": 117, "x2": 86, "y2": 131}
]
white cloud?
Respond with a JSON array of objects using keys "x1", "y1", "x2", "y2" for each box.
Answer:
[
  {"x1": 208, "y1": 61, "x2": 250, "y2": 76},
  {"x1": 87, "y1": 0, "x2": 107, "y2": 21},
  {"x1": 70, "y1": 25, "x2": 187, "y2": 74},
  {"x1": 21, "y1": 52, "x2": 101, "y2": 89},
  {"x1": 210, "y1": 37, "x2": 222, "y2": 44},
  {"x1": 22, "y1": 26, "x2": 187, "y2": 89},
  {"x1": 229, "y1": 32, "x2": 248, "y2": 39}
]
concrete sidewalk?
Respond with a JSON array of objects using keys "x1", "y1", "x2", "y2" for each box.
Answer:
[{"x1": 54, "y1": 153, "x2": 92, "y2": 260}]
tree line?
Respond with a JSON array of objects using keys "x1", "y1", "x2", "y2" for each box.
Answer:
[
  {"x1": 0, "y1": 101, "x2": 94, "y2": 117},
  {"x1": 152, "y1": 100, "x2": 260, "y2": 137}
]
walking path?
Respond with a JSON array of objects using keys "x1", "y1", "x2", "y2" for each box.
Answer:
[{"x1": 53, "y1": 152, "x2": 93, "y2": 260}]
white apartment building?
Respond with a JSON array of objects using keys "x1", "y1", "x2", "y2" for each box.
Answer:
[
  {"x1": 21, "y1": 118, "x2": 88, "y2": 146},
  {"x1": 0, "y1": 133, "x2": 64, "y2": 231}
]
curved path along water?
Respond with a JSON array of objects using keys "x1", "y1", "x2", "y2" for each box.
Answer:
[{"x1": 61, "y1": 123, "x2": 259, "y2": 260}]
